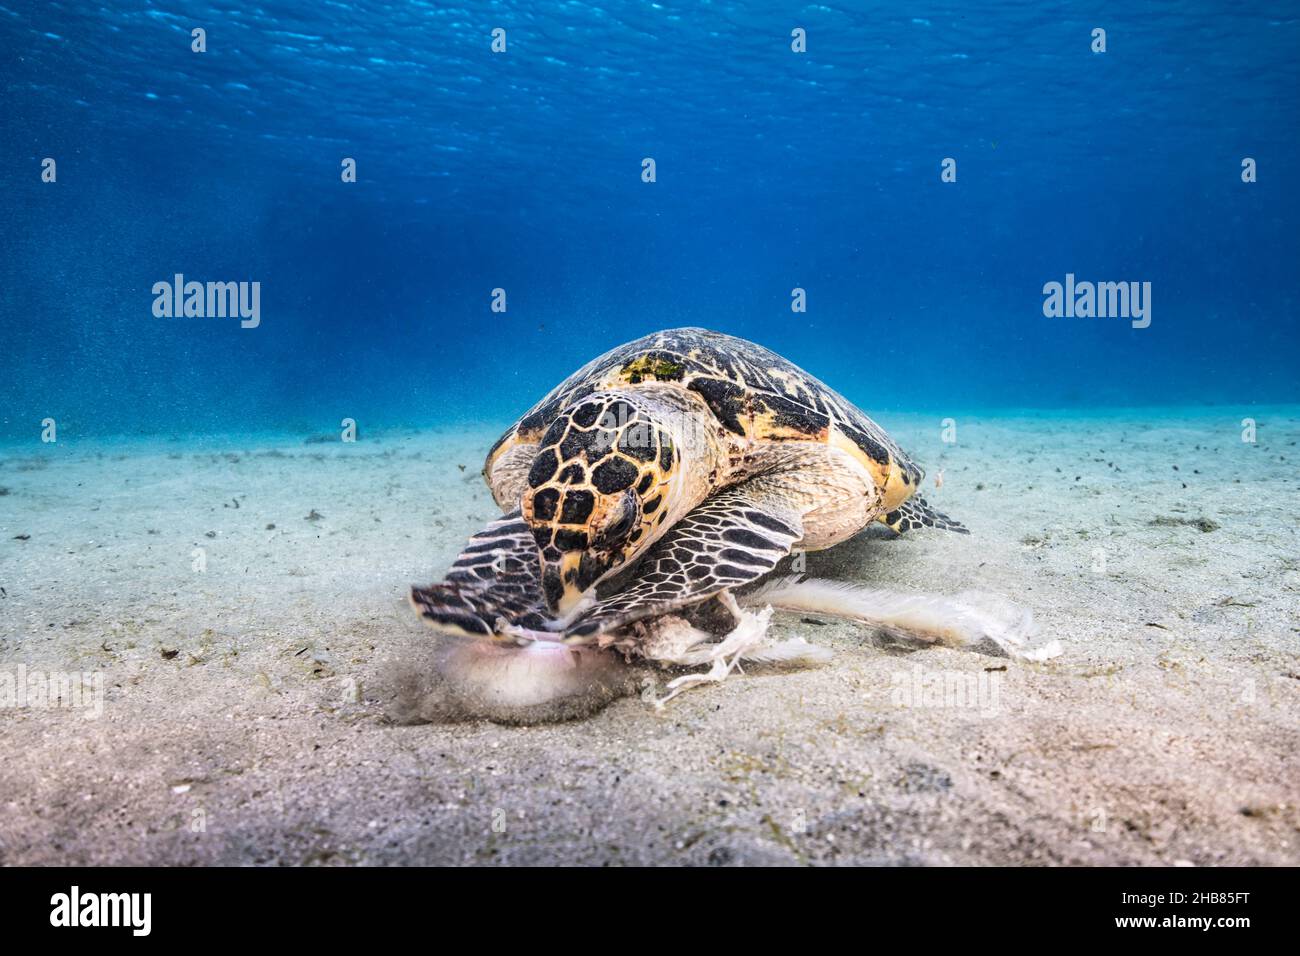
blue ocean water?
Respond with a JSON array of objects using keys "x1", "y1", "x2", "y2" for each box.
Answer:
[{"x1": 2, "y1": 1, "x2": 1297, "y2": 440}]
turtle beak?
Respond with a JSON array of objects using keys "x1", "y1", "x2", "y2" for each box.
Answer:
[
  {"x1": 543, "y1": 551, "x2": 608, "y2": 615},
  {"x1": 542, "y1": 551, "x2": 586, "y2": 615},
  {"x1": 555, "y1": 553, "x2": 586, "y2": 615}
]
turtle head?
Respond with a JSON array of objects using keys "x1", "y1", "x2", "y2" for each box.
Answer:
[{"x1": 521, "y1": 392, "x2": 685, "y2": 615}]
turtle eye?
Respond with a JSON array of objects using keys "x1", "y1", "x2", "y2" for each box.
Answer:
[{"x1": 593, "y1": 490, "x2": 638, "y2": 550}]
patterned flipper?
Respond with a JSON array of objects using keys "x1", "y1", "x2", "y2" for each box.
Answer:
[
  {"x1": 409, "y1": 510, "x2": 554, "y2": 640},
  {"x1": 563, "y1": 483, "x2": 805, "y2": 641},
  {"x1": 880, "y1": 495, "x2": 969, "y2": 535}
]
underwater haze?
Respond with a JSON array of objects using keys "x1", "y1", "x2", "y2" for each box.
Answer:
[{"x1": 2, "y1": 1, "x2": 1298, "y2": 439}]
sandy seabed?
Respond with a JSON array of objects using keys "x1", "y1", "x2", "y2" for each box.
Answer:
[{"x1": 1, "y1": 407, "x2": 1297, "y2": 865}]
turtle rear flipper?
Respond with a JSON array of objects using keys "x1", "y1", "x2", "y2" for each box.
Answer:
[{"x1": 881, "y1": 495, "x2": 968, "y2": 535}]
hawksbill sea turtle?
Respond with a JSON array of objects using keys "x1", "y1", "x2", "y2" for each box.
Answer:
[{"x1": 409, "y1": 328, "x2": 1058, "y2": 717}]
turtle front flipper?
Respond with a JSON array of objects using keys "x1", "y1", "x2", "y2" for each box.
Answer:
[
  {"x1": 408, "y1": 510, "x2": 636, "y2": 723},
  {"x1": 563, "y1": 481, "x2": 805, "y2": 641},
  {"x1": 409, "y1": 510, "x2": 554, "y2": 640},
  {"x1": 880, "y1": 495, "x2": 969, "y2": 535}
]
